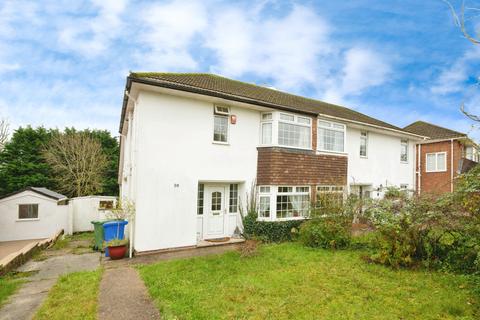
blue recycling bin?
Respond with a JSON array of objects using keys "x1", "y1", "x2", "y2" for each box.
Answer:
[{"x1": 103, "y1": 220, "x2": 128, "y2": 257}]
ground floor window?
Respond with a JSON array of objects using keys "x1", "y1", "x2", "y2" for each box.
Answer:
[
  {"x1": 18, "y1": 204, "x2": 39, "y2": 219},
  {"x1": 257, "y1": 186, "x2": 310, "y2": 220},
  {"x1": 316, "y1": 186, "x2": 345, "y2": 211},
  {"x1": 229, "y1": 184, "x2": 238, "y2": 213},
  {"x1": 197, "y1": 183, "x2": 204, "y2": 215}
]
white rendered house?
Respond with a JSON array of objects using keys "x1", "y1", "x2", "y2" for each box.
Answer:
[{"x1": 118, "y1": 73, "x2": 424, "y2": 253}]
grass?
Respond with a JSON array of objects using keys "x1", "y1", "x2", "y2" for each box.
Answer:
[
  {"x1": 34, "y1": 269, "x2": 102, "y2": 320},
  {"x1": 51, "y1": 232, "x2": 94, "y2": 251},
  {"x1": 138, "y1": 243, "x2": 479, "y2": 320},
  {"x1": 0, "y1": 276, "x2": 23, "y2": 308}
]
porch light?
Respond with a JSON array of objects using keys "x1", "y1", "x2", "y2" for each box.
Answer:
[{"x1": 230, "y1": 115, "x2": 237, "y2": 124}]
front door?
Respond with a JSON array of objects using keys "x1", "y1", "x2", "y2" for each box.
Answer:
[{"x1": 205, "y1": 185, "x2": 226, "y2": 238}]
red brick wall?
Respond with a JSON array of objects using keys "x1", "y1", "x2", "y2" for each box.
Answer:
[
  {"x1": 416, "y1": 140, "x2": 464, "y2": 194},
  {"x1": 256, "y1": 147, "x2": 347, "y2": 187}
]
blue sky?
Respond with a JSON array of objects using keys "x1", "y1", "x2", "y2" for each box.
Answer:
[{"x1": 0, "y1": 0, "x2": 479, "y2": 140}]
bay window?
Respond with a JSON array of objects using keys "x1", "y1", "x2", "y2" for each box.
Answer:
[
  {"x1": 257, "y1": 186, "x2": 311, "y2": 220},
  {"x1": 260, "y1": 112, "x2": 312, "y2": 149},
  {"x1": 316, "y1": 186, "x2": 345, "y2": 210},
  {"x1": 276, "y1": 186, "x2": 310, "y2": 219},
  {"x1": 317, "y1": 119, "x2": 345, "y2": 153}
]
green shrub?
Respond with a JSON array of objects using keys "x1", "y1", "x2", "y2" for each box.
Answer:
[
  {"x1": 365, "y1": 194, "x2": 480, "y2": 274},
  {"x1": 242, "y1": 213, "x2": 303, "y2": 242},
  {"x1": 299, "y1": 217, "x2": 351, "y2": 249}
]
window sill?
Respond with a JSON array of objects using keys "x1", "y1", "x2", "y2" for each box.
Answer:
[
  {"x1": 316, "y1": 150, "x2": 348, "y2": 157},
  {"x1": 360, "y1": 155, "x2": 368, "y2": 159},
  {"x1": 401, "y1": 161, "x2": 409, "y2": 164},
  {"x1": 425, "y1": 170, "x2": 447, "y2": 173},
  {"x1": 212, "y1": 141, "x2": 230, "y2": 146},
  {"x1": 257, "y1": 217, "x2": 307, "y2": 222},
  {"x1": 16, "y1": 218, "x2": 40, "y2": 222},
  {"x1": 258, "y1": 144, "x2": 312, "y2": 151}
]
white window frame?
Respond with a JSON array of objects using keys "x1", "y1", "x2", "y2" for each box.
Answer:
[
  {"x1": 317, "y1": 119, "x2": 346, "y2": 154},
  {"x1": 259, "y1": 112, "x2": 312, "y2": 150},
  {"x1": 213, "y1": 105, "x2": 230, "y2": 144},
  {"x1": 425, "y1": 152, "x2": 447, "y2": 172},
  {"x1": 275, "y1": 186, "x2": 310, "y2": 220},
  {"x1": 257, "y1": 186, "x2": 271, "y2": 220},
  {"x1": 400, "y1": 139, "x2": 409, "y2": 163},
  {"x1": 17, "y1": 203, "x2": 39, "y2": 221},
  {"x1": 360, "y1": 131, "x2": 368, "y2": 158}
]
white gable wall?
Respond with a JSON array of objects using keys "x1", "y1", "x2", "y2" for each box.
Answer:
[
  {"x1": 132, "y1": 91, "x2": 259, "y2": 252},
  {"x1": 0, "y1": 191, "x2": 68, "y2": 241}
]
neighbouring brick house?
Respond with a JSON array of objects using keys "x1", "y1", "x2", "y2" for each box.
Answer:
[
  {"x1": 119, "y1": 72, "x2": 426, "y2": 252},
  {"x1": 404, "y1": 121, "x2": 479, "y2": 194}
]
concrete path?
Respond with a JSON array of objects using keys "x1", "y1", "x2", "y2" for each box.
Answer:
[
  {"x1": 0, "y1": 239, "x2": 44, "y2": 261},
  {"x1": 0, "y1": 253, "x2": 100, "y2": 320},
  {"x1": 98, "y1": 267, "x2": 161, "y2": 320}
]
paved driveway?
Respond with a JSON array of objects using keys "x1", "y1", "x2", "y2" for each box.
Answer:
[{"x1": 0, "y1": 239, "x2": 44, "y2": 261}]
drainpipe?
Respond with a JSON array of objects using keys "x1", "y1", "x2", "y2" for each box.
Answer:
[
  {"x1": 124, "y1": 90, "x2": 137, "y2": 259},
  {"x1": 417, "y1": 144, "x2": 422, "y2": 194},
  {"x1": 450, "y1": 139, "x2": 454, "y2": 193}
]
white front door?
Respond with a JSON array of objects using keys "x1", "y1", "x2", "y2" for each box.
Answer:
[{"x1": 205, "y1": 185, "x2": 226, "y2": 238}]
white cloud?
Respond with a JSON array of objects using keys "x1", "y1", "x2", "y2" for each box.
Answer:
[
  {"x1": 58, "y1": 0, "x2": 127, "y2": 57},
  {"x1": 431, "y1": 46, "x2": 480, "y2": 95},
  {"x1": 205, "y1": 4, "x2": 332, "y2": 89},
  {"x1": 136, "y1": 0, "x2": 208, "y2": 70},
  {"x1": 323, "y1": 47, "x2": 392, "y2": 104}
]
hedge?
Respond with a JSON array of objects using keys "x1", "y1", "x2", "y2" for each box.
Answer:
[{"x1": 242, "y1": 214, "x2": 304, "y2": 242}]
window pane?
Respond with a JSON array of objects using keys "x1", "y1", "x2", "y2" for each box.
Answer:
[
  {"x1": 262, "y1": 113, "x2": 272, "y2": 120},
  {"x1": 259, "y1": 186, "x2": 270, "y2": 193},
  {"x1": 401, "y1": 140, "x2": 408, "y2": 162},
  {"x1": 229, "y1": 184, "x2": 238, "y2": 213},
  {"x1": 437, "y1": 153, "x2": 446, "y2": 171},
  {"x1": 258, "y1": 196, "x2": 270, "y2": 218},
  {"x1": 318, "y1": 128, "x2": 344, "y2": 152},
  {"x1": 261, "y1": 123, "x2": 272, "y2": 144},
  {"x1": 18, "y1": 204, "x2": 38, "y2": 219},
  {"x1": 213, "y1": 116, "x2": 228, "y2": 142},
  {"x1": 298, "y1": 117, "x2": 311, "y2": 125},
  {"x1": 316, "y1": 186, "x2": 344, "y2": 211},
  {"x1": 211, "y1": 192, "x2": 222, "y2": 211},
  {"x1": 296, "y1": 186, "x2": 309, "y2": 193},
  {"x1": 197, "y1": 184, "x2": 204, "y2": 215},
  {"x1": 278, "y1": 186, "x2": 293, "y2": 193},
  {"x1": 276, "y1": 194, "x2": 310, "y2": 218},
  {"x1": 280, "y1": 113, "x2": 294, "y2": 121},
  {"x1": 318, "y1": 120, "x2": 331, "y2": 128},
  {"x1": 278, "y1": 122, "x2": 310, "y2": 148},
  {"x1": 360, "y1": 132, "x2": 367, "y2": 157},
  {"x1": 426, "y1": 154, "x2": 436, "y2": 171}
]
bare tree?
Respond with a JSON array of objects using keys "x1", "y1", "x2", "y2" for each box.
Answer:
[
  {"x1": 0, "y1": 118, "x2": 9, "y2": 151},
  {"x1": 443, "y1": 0, "x2": 480, "y2": 122},
  {"x1": 44, "y1": 132, "x2": 108, "y2": 197}
]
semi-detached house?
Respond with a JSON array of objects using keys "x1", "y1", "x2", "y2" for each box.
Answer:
[{"x1": 119, "y1": 72, "x2": 425, "y2": 253}]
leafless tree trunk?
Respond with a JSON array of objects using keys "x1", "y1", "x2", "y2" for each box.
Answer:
[
  {"x1": 43, "y1": 132, "x2": 108, "y2": 197},
  {"x1": 443, "y1": 0, "x2": 480, "y2": 122},
  {"x1": 0, "y1": 118, "x2": 9, "y2": 151}
]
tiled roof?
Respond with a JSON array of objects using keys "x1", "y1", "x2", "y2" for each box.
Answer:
[
  {"x1": 403, "y1": 121, "x2": 466, "y2": 140},
  {"x1": 123, "y1": 72, "x2": 406, "y2": 132}
]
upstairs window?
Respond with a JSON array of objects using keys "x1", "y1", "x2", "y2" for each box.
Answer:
[
  {"x1": 278, "y1": 113, "x2": 311, "y2": 148},
  {"x1": 318, "y1": 120, "x2": 345, "y2": 153},
  {"x1": 261, "y1": 113, "x2": 273, "y2": 145},
  {"x1": 260, "y1": 112, "x2": 312, "y2": 149},
  {"x1": 18, "y1": 204, "x2": 38, "y2": 220},
  {"x1": 426, "y1": 152, "x2": 446, "y2": 172},
  {"x1": 213, "y1": 106, "x2": 229, "y2": 143},
  {"x1": 360, "y1": 131, "x2": 368, "y2": 157},
  {"x1": 401, "y1": 139, "x2": 408, "y2": 162}
]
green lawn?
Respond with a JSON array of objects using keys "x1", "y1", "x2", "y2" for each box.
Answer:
[
  {"x1": 0, "y1": 276, "x2": 23, "y2": 308},
  {"x1": 34, "y1": 269, "x2": 102, "y2": 320},
  {"x1": 138, "y1": 243, "x2": 479, "y2": 320}
]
